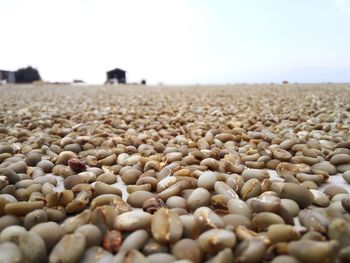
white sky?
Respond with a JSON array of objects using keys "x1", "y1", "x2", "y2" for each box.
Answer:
[{"x1": 1, "y1": 0, "x2": 350, "y2": 84}]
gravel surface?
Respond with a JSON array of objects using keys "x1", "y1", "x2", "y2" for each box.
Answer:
[{"x1": 0, "y1": 83, "x2": 350, "y2": 263}]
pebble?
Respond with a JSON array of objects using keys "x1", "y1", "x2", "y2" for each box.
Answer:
[{"x1": 49, "y1": 233, "x2": 86, "y2": 263}]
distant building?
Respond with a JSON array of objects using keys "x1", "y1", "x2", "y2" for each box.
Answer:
[
  {"x1": 282, "y1": 80, "x2": 289, "y2": 84},
  {"x1": 106, "y1": 68, "x2": 126, "y2": 84},
  {"x1": 15, "y1": 66, "x2": 41, "y2": 83},
  {"x1": 1, "y1": 66, "x2": 41, "y2": 84},
  {"x1": 0, "y1": 70, "x2": 16, "y2": 83}
]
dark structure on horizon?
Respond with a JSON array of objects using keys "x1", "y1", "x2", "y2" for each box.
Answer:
[
  {"x1": 0, "y1": 66, "x2": 41, "y2": 84},
  {"x1": 15, "y1": 66, "x2": 41, "y2": 83},
  {"x1": 106, "y1": 68, "x2": 126, "y2": 84},
  {"x1": 0, "y1": 70, "x2": 16, "y2": 83}
]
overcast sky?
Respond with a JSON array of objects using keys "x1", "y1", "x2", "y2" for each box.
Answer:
[{"x1": 1, "y1": 0, "x2": 350, "y2": 84}]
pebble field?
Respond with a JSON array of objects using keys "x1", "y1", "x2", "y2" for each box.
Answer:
[{"x1": 0, "y1": 83, "x2": 350, "y2": 263}]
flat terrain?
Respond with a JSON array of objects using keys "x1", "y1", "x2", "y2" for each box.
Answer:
[{"x1": 0, "y1": 83, "x2": 350, "y2": 262}]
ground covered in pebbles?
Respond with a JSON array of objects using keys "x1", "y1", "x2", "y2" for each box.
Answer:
[{"x1": 0, "y1": 83, "x2": 350, "y2": 263}]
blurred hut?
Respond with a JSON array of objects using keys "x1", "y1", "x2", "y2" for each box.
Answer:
[
  {"x1": 15, "y1": 66, "x2": 41, "y2": 83},
  {"x1": 0, "y1": 70, "x2": 16, "y2": 83},
  {"x1": 106, "y1": 68, "x2": 126, "y2": 84},
  {"x1": 282, "y1": 80, "x2": 289, "y2": 84}
]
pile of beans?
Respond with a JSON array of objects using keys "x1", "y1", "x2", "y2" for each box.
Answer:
[{"x1": 0, "y1": 83, "x2": 350, "y2": 263}]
